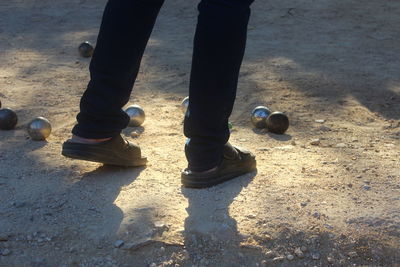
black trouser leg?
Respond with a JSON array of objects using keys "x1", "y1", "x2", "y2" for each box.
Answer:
[
  {"x1": 184, "y1": 0, "x2": 254, "y2": 171},
  {"x1": 72, "y1": 0, "x2": 253, "y2": 172},
  {"x1": 72, "y1": 0, "x2": 164, "y2": 139}
]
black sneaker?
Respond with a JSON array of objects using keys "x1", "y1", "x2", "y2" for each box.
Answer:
[
  {"x1": 62, "y1": 135, "x2": 147, "y2": 167},
  {"x1": 181, "y1": 143, "x2": 256, "y2": 188}
]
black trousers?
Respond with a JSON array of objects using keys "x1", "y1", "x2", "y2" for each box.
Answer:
[{"x1": 72, "y1": 0, "x2": 254, "y2": 171}]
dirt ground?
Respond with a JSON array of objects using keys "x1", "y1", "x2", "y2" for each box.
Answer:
[{"x1": 0, "y1": 0, "x2": 399, "y2": 266}]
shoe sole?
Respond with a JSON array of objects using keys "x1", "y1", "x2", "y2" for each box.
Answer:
[
  {"x1": 181, "y1": 161, "x2": 256, "y2": 188},
  {"x1": 62, "y1": 147, "x2": 147, "y2": 167}
]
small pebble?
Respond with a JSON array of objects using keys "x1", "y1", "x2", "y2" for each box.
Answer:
[
  {"x1": 313, "y1": 212, "x2": 321, "y2": 219},
  {"x1": 311, "y1": 252, "x2": 321, "y2": 260},
  {"x1": 274, "y1": 145, "x2": 294, "y2": 150},
  {"x1": 327, "y1": 256, "x2": 334, "y2": 263},
  {"x1": 154, "y1": 221, "x2": 167, "y2": 229},
  {"x1": 246, "y1": 214, "x2": 256, "y2": 219},
  {"x1": 265, "y1": 250, "x2": 275, "y2": 258},
  {"x1": 114, "y1": 240, "x2": 124, "y2": 248},
  {"x1": 315, "y1": 119, "x2": 325, "y2": 123},
  {"x1": 287, "y1": 254, "x2": 294, "y2": 261},
  {"x1": 318, "y1": 125, "x2": 331, "y2": 132},
  {"x1": 300, "y1": 246, "x2": 308, "y2": 252},
  {"x1": 294, "y1": 247, "x2": 304, "y2": 258},
  {"x1": 363, "y1": 185, "x2": 371, "y2": 191},
  {"x1": 335, "y1": 143, "x2": 346, "y2": 148},
  {"x1": 1, "y1": 249, "x2": 11, "y2": 256},
  {"x1": 260, "y1": 260, "x2": 268, "y2": 267},
  {"x1": 272, "y1": 256, "x2": 285, "y2": 262},
  {"x1": 310, "y1": 139, "x2": 321, "y2": 146},
  {"x1": 348, "y1": 251, "x2": 358, "y2": 258}
]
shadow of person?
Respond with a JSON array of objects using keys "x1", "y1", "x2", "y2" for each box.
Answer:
[
  {"x1": 181, "y1": 171, "x2": 257, "y2": 264},
  {"x1": 64, "y1": 165, "x2": 146, "y2": 245}
]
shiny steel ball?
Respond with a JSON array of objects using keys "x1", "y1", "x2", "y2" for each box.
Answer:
[
  {"x1": 78, "y1": 41, "x2": 94, "y2": 58},
  {"x1": 0, "y1": 108, "x2": 18, "y2": 130},
  {"x1": 266, "y1": 111, "x2": 289, "y2": 134},
  {"x1": 181, "y1": 96, "x2": 189, "y2": 114},
  {"x1": 27, "y1": 117, "x2": 52, "y2": 141},
  {"x1": 125, "y1": 105, "x2": 145, "y2": 127},
  {"x1": 250, "y1": 106, "x2": 271, "y2": 128}
]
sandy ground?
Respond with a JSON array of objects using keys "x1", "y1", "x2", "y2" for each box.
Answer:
[{"x1": 0, "y1": 0, "x2": 399, "y2": 266}]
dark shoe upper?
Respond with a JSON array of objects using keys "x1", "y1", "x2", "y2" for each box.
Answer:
[
  {"x1": 64, "y1": 135, "x2": 142, "y2": 157},
  {"x1": 62, "y1": 134, "x2": 146, "y2": 166},
  {"x1": 181, "y1": 143, "x2": 256, "y2": 187}
]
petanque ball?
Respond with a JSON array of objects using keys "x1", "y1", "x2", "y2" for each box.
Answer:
[
  {"x1": 181, "y1": 96, "x2": 189, "y2": 115},
  {"x1": 27, "y1": 117, "x2": 52, "y2": 141},
  {"x1": 125, "y1": 105, "x2": 145, "y2": 127},
  {"x1": 251, "y1": 106, "x2": 271, "y2": 128},
  {"x1": 78, "y1": 41, "x2": 94, "y2": 58},
  {"x1": 266, "y1": 111, "x2": 289, "y2": 134},
  {"x1": 0, "y1": 108, "x2": 18, "y2": 130}
]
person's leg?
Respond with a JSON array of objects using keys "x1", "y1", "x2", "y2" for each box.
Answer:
[
  {"x1": 62, "y1": 0, "x2": 163, "y2": 166},
  {"x1": 184, "y1": 0, "x2": 255, "y2": 172},
  {"x1": 72, "y1": 0, "x2": 165, "y2": 139}
]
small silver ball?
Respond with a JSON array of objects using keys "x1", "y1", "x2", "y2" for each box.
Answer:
[
  {"x1": 78, "y1": 41, "x2": 94, "y2": 58},
  {"x1": 28, "y1": 117, "x2": 51, "y2": 141},
  {"x1": 125, "y1": 104, "x2": 145, "y2": 127},
  {"x1": 181, "y1": 96, "x2": 189, "y2": 114},
  {"x1": 251, "y1": 106, "x2": 271, "y2": 128}
]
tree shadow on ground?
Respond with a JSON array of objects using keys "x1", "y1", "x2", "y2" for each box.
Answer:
[
  {"x1": 243, "y1": 0, "x2": 400, "y2": 121},
  {"x1": 1, "y1": 0, "x2": 399, "y2": 122}
]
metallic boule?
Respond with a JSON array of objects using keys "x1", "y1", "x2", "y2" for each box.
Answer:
[
  {"x1": 125, "y1": 104, "x2": 145, "y2": 127},
  {"x1": 78, "y1": 41, "x2": 94, "y2": 58},
  {"x1": 181, "y1": 96, "x2": 189, "y2": 114},
  {"x1": 27, "y1": 117, "x2": 52, "y2": 141},
  {"x1": 266, "y1": 111, "x2": 289, "y2": 134},
  {"x1": 250, "y1": 106, "x2": 271, "y2": 128},
  {"x1": 0, "y1": 108, "x2": 18, "y2": 130}
]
